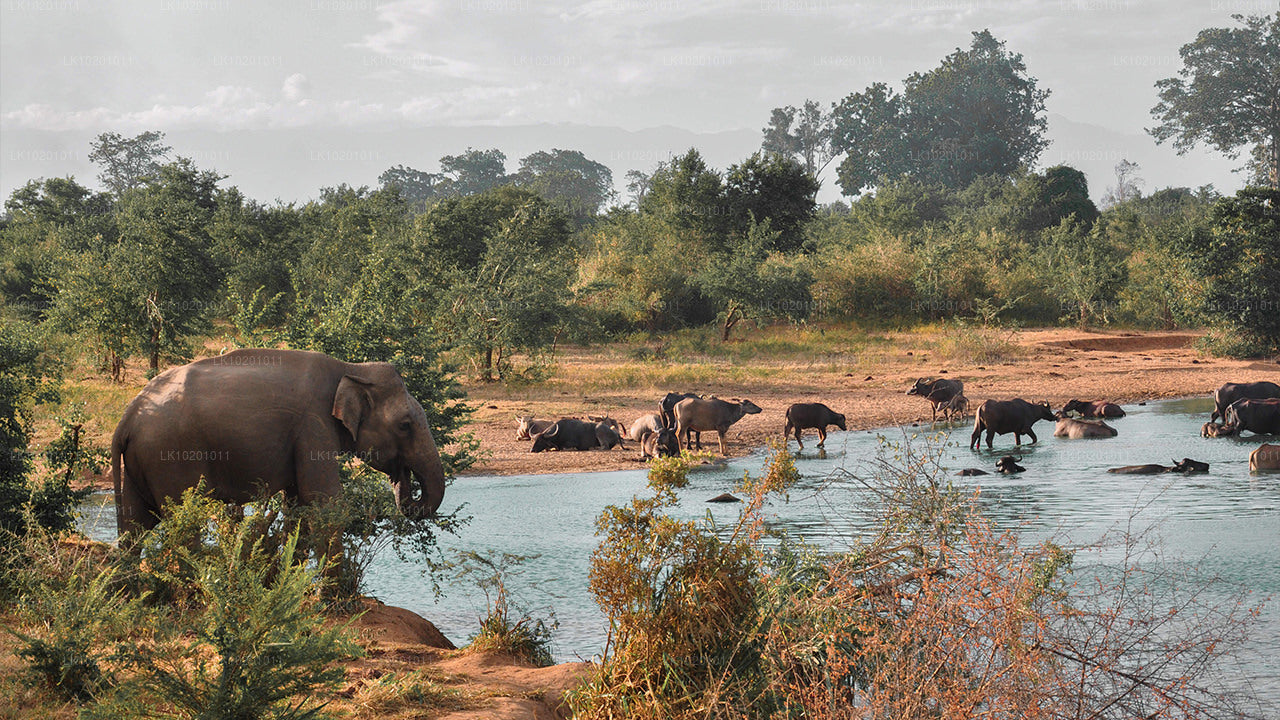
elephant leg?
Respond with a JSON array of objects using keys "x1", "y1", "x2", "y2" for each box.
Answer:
[{"x1": 294, "y1": 445, "x2": 345, "y2": 585}]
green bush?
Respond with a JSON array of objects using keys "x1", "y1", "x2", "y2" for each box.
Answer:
[{"x1": 451, "y1": 550, "x2": 557, "y2": 667}]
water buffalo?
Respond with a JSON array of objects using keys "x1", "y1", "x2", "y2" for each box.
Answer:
[
  {"x1": 530, "y1": 418, "x2": 624, "y2": 452},
  {"x1": 587, "y1": 415, "x2": 627, "y2": 445},
  {"x1": 1250, "y1": 443, "x2": 1280, "y2": 472},
  {"x1": 1053, "y1": 417, "x2": 1118, "y2": 439},
  {"x1": 660, "y1": 392, "x2": 703, "y2": 445},
  {"x1": 1201, "y1": 422, "x2": 1236, "y2": 438},
  {"x1": 783, "y1": 402, "x2": 846, "y2": 449},
  {"x1": 969, "y1": 399, "x2": 1056, "y2": 450},
  {"x1": 1223, "y1": 398, "x2": 1280, "y2": 436},
  {"x1": 1107, "y1": 458, "x2": 1209, "y2": 474},
  {"x1": 515, "y1": 416, "x2": 554, "y2": 441},
  {"x1": 674, "y1": 397, "x2": 762, "y2": 455},
  {"x1": 941, "y1": 394, "x2": 969, "y2": 422},
  {"x1": 1061, "y1": 399, "x2": 1126, "y2": 418},
  {"x1": 996, "y1": 456, "x2": 1025, "y2": 474},
  {"x1": 957, "y1": 468, "x2": 989, "y2": 476},
  {"x1": 907, "y1": 377, "x2": 965, "y2": 422},
  {"x1": 1211, "y1": 381, "x2": 1280, "y2": 423},
  {"x1": 641, "y1": 428, "x2": 680, "y2": 459},
  {"x1": 628, "y1": 413, "x2": 665, "y2": 445}
]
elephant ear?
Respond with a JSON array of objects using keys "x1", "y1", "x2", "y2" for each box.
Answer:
[{"x1": 333, "y1": 375, "x2": 374, "y2": 441}]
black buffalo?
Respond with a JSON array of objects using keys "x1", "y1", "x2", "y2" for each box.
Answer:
[
  {"x1": 907, "y1": 377, "x2": 965, "y2": 422},
  {"x1": 970, "y1": 398, "x2": 1056, "y2": 450},
  {"x1": 1223, "y1": 398, "x2": 1280, "y2": 436},
  {"x1": 659, "y1": 391, "x2": 703, "y2": 446},
  {"x1": 1108, "y1": 458, "x2": 1209, "y2": 475},
  {"x1": 784, "y1": 402, "x2": 846, "y2": 449},
  {"x1": 530, "y1": 418, "x2": 624, "y2": 452},
  {"x1": 1211, "y1": 381, "x2": 1280, "y2": 423},
  {"x1": 996, "y1": 456, "x2": 1026, "y2": 474}
]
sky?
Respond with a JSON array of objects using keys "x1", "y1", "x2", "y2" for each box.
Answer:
[{"x1": 0, "y1": 0, "x2": 1268, "y2": 202}]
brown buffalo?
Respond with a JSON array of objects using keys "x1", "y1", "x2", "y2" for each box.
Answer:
[
  {"x1": 1062, "y1": 399, "x2": 1125, "y2": 418},
  {"x1": 1212, "y1": 381, "x2": 1280, "y2": 423},
  {"x1": 1250, "y1": 444, "x2": 1280, "y2": 472},
  {"x1": 970, "y1": 399, "x2": 1056, "y2": 450},
  {"x1": 641, "y1": 428, "x2": 680, "y2": 459},
  {"x1": 907, "y1": 377, "x2": 965, "y2": 422},
  {"x1": 784, "y1": 402, "x2": 846, "y2": 449},
  {"x1": 1054, "y1": 417, "x2": 1118, "y2": 439},
  {"x1": 940, "y1": 393, "x2": 969, "y2": 422},
  {"x1": 1223, "y1": 398, "x2": 1280, "y2": 436},
  {"x1": 660, "y1": 392, "x2": 703, "y2": 445},
  {"x1": 674, "y1": 397, "x2": 762, "y2": 455},
  {"x1": 515, "y1": 416, "x2": 554, "y2": 441},
  {"x1": 1201, "y1": 422, "x2": 1236, "y2": 438},
  {"x1": 628, "y1": 413, "x2": 665, "y2": 445}
]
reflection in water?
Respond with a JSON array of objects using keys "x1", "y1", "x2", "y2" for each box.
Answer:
[{"x1": 78, "y1": 399, "x2": 1279, "y2": 706}]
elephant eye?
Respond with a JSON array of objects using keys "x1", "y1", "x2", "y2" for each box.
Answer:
[{"x1": 399, "y1": 420, "x2": 413, "y2": 432}]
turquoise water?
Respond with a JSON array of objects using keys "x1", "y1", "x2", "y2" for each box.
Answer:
[{"x1": 78, "y1": 397, "x2": 1279, "y2": 706}]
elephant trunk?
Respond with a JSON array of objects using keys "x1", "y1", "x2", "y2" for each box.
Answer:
[{"x1": 397, "y1": 429, "x2": 447, "y2": 519}]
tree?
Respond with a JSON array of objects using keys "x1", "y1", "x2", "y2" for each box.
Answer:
[
  {"x1": 723, "y1": 152, "x2": 819, "y2": 252},
  {"x1": 1010, "y1": 165, "x2": 1100, "y2": 236},
  {"x1": 1150, "y1": 13, "x2": 1280, "y2": 189},
  {"x1": 1101, "y1": 159, "x2": 1145, "y2": 208},
  {"x1": 0, "y1": 321, "x2": 59, "y2": 537},
  {"x1": 833, "y1": 30, "x2": 1050, "y2": 194},
  {"x1": 761, "y1": 99, "x2": 837, "y2": 188},
  {"x1": 513, "y1": 149, "x2": 614, "y2": 223},
  {"x1": 624, "y1": 170, "x2": 652, "y2": 208},
  {"x1": 1180, "y1": 188, "x2": 1280, "y2": 353},
  {"x1": 378, "y1": 164, "x2": 444, "y2": 208},
  {"x1": 695, "y1": 220, "x2": 813, "y2": 341},
  {"x1": 639, "y1": 149, "x2": 727, "y2": 244},
  {"x1": 88, "y1": 131, "x2": 172, "y2": 196},
  {"x1": 1038, "y1": 219, "x2": 1127, "y2": 326},
  {"x1": 438, "y1": 148, "x2": 509, "y2": 197}
]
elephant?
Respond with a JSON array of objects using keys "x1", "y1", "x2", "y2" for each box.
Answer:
[{"x1": 111, "y1": 349, "x2": 447, "y2": 549}]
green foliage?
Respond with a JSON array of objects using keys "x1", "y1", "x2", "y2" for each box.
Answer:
[
  {"x1": 116, "y1": 528, "x2": 359, "y2": 720},
  {"x1": 450, "y1": 550, "x2": 556, "y2": 667},
  {"x1": 438, "y1": 147, "x2": 509, "y2": 197},
  {"x1": 0, "y1": 320, "x2": 60, "y2": 538},
  {"x1": 29, "y1": 407, "x2": 98, "y2": 533},
  {"x1": 1150, "y1": 12, "x2": 1280, "y2": 188},
  {"x1": 833, "y1": 29, "x2": 1049, "y2": 194},
  {"x1": 760, "y1": 99, "x2": 836, "y2": 182},
  {"x1": 694, "y1": 220, "x2": 813, "y2": 341},
  {"x1": 1037, "y1": 218, "x2": 1128, "y2": 326},
  {"x1": 723, "y1": 152, "x2": 819, "y2": 252},
  {"x1": 513, "y1": 148, "x2": 615, "y2": 224},
  {"x1": 88, "y1": 131, "x2": 172, "y2": 196},
  {"x1": 8, "y1": 555, "x2": 141, "y2": 702},
  {"x1": 1181, "y1": 187, "x2": 1280, "y2": 354},
  {"x1": 639, "y1": 148, "x2": 728, "y2": 244}
]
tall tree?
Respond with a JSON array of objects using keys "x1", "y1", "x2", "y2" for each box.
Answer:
[
  {"x1": 639, "y1": 149, "x2": 727, "y2": 243},
  {"x1": 624, "y1": 170, "x2": 652, "y2": 208},
  {"x1": 438, "y1": 148, "x2": 509, "y2": 197},
  {"x1": 1101, "y1": 159, "x2": 1145, "y2": 208},
  {"x1": 1149, "y1": 13, "x2": 1280, "y2": 189},
  {"x1": 378, "y1": 165, "x2": 444, "y2": 208},
  {"x1": 513, "y1": 149, "x2": 614, "y2": 223},
  {"x1": 761, "y1": 100, "x2": 836, "y2": 187},
  {"x1": 832, "y1": 30, "x2": 1050, "y2": 194},
  {"x1": 723, "y1": 152, "x2": 819, "y2": 252},
  {"x1": 88, "y1": 131, "x2": 172, "y2": 196}
]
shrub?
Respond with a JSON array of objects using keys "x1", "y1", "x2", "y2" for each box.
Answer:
[{"x1": 451, "y1": 550, "x2": 556, "y2": 667}]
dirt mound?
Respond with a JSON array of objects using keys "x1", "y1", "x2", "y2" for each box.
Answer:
[
  {"x1": 353, "y1": 598, "x2": 456, "y2": 649},
  {"x1": 435, "y1": 651, "x2": 592, "y2": 720},
  {"x1": 1040, "y1": 333, "x2": 1199, "y2": 352}
]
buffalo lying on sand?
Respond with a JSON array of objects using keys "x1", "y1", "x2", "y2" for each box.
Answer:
[
  {"x1": 515, "y1": 416, "x2": 554, "y2": 441},
  {"x1": 1054, "y1": 417, "x2": 1118, "y2": 439},
  {"x1": 907, "y1": 378, "x2": 965, "y2": 423},
  {"x1": 674, "y1": 397, "x2": 762, "y2": 455},
  {"x1": 1107, "y1": 458, "x2": 1209, "y2": 474},
  {"x1": 628, "y1": 413, "x2": 665, "y2": 445},
  {"x1": 970, "y1": 399, "x2": 1056, "y2": 450},
  {"x1": 530, "y1": 418, "x2": 624, "y2": 452},
  {"x1": 1062, "y1": 399, "x2": 1126, "y2": 418},
  {"x1": 1223, "y1": 398, "x2": 1280, "y2": 436},
  {"x1": 1211, "y1": 381, "x2": 1280, "y2": 423},
  {"x1": 784, "y1": 402, "x2": 846, "y2": 449},
  {"x1": 641, "y1": 428, "x2": 680, "y2": 459}
]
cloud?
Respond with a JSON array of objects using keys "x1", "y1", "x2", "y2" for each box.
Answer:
[{"x1": 282, "y1": 73, "x2": 311, "y2": 103}]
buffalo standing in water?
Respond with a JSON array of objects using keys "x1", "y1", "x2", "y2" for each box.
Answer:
[
  {"x1": 970, "y1": 399, "x2": 1056, "y2": 450},
  {"x1": 1211, "y1": 381, "x2": 1280, "y2": 423},
  {"x1": 783, "y1": 402, "x2": 846, "y2": 449},
  {"x1": 907, "y1": 378, "x2": 965, "y2": 423}
]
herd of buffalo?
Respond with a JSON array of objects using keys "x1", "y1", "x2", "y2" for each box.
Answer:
[{"x1": 515, "y1": 378, "x2": 1280, "y2": 474}]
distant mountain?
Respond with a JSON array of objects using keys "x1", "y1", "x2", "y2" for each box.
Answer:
[{"x1": 0, "y1": 116, "x2": 1242, "y2": 206}]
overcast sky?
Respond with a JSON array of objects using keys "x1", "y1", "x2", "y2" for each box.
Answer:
[{"x1": 1, "y1": 0, "x2": 1268, "y2": 199}]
